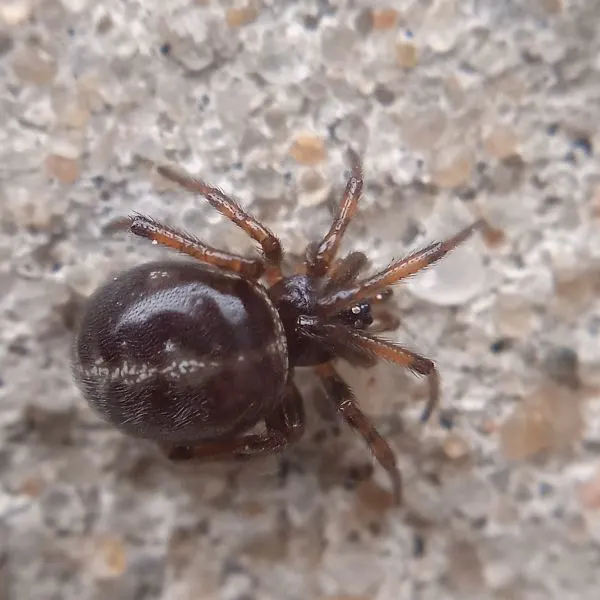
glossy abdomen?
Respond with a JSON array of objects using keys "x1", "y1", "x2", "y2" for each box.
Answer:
[{"x1": 72, "y1": 260, "x2": 288, "y2": 444}]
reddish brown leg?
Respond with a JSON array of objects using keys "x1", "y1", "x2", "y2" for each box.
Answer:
[
  {"x1": 319, "y1": 220, "x2": 484, "y2": 315},
  {"x1": 264, "y1": 267, "x2": 283, "y2": 287},
  {"x1": 129, "y1": 213, "x2": 265, "y2": 279},
  {"x1": 315, "y1": 362, "x2": 403, "y2": 504},
  {"x1": 307, "y1": 149, "x2": 363, "y2": 278},
  {"x1": 352, "y1": 330, "x2": 440, "y2": 423},
  {"x1": 153, "y1": 162, "x2": 283, "y2": 273},
  {"x1": 164, "y1": 382, "x2": 305, "y2": 461},
  {"x1": 305, "y1": 321, "x2": 440, "y2": 423}
]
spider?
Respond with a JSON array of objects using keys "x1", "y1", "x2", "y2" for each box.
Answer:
[{"x1": 71, "y1": 149, "x2": 483, "y2": 503}]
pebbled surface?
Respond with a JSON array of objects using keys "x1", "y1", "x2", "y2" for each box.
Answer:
[{"x1": 1, "y1": 1, "x2": 600, "y2": 599}]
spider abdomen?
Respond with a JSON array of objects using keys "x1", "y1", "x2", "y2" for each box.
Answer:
[{"x1": 72, "y1": 260, "x2": 289, "y2": 445}]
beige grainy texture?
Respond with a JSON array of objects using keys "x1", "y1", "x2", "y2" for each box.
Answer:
[{"x1": 1, "y1": 1, "x2": 599, "y2": 599}]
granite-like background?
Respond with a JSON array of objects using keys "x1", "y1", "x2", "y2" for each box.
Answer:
[{"x1": 1, "y1": 1, "x2": 600, "y2": 599}]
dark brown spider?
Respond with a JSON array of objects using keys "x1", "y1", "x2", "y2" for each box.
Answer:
[{"x1": 71, "y1": 150, "x2": 482, "y2": 503}]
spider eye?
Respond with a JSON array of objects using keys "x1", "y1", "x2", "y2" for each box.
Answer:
[{"x1": 338, "y1": 301, "x2": 373, "y2": 329}]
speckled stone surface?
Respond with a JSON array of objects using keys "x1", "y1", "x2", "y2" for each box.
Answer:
[{"x1": 1, "y1": 1, "x2": 600, "y2": 599}]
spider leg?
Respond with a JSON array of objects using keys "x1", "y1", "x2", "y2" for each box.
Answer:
[
  {"x1": 368, "y1": 310, "x2": 401, "y2": 335},
  {"x1": 315, "y1": 362, "x2": 403, "y2": 504},
  {"x1": 129, "y1": 214, "x2": 265, "y2": 280},
  {"x1": 163, "y1": 381, "x2": 305, "y2": 461},
  {"x1": 152, "y1": 161, "x2": 283, "y2": 276},
  {"x1": 369, "y1": 287, "x2": 394, "y2": 305},
  {"x1": 306, "y1": 148, "x2": 364, "y2": 278},
  {"x1": 318, "y1": 220, "x2": 484, "y2": 315},
  {"x1": 350, "y1": 330, "x2": 441, "y2": 424},
  {"x1": 367, "y1": 287, "x2": 401, "y2": 334},
  {"x1": 264, "y1": 267, "x2": 284, "y2": 287},
  {"x1": 324, "y1": 251, "x2": 369, "y2": 293},
  {"x1": 303, "y1": 321, "x2": 440, "y2": 423}
]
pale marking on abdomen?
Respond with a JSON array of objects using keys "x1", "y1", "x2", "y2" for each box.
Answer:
[
  {"x1": 148, "y1": 270, "x2": 171, "y2": 280},
  {"x1": 79, "y1": 339, "x2": 285, "y2": 388}
]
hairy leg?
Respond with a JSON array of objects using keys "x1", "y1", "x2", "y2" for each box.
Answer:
[
  {"x1": 324, "y1": 251, "x2": 369, "y2": 293},
  {"x1": 302, "y1": 320, "x2": 440, "y2": 423},
  {"x1": 315, "y1": 362, "x2": 403, "y2": 504},
  {"x1": 151, "y1": 161, "x2": 283, "y2": 273},
  {"x1": 306, "y1": 148, "x2": 364, "y2": 278},
  {"x1": 164, "y1": 382, "x2": 305, "y2": 461},
  {"x1": 129, "y1": 213, "x2": 265, "y2": 279},
  {"x1": 318, "y1": 220, "x2": 484, "y2": 315},
  {"x1": 349, "y1": 332, "x2": 441, "y2": 424}
]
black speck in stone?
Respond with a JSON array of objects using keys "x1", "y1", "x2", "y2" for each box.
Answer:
[
  {"x1": 542, "y1": 346, "x2": 580, "y2": 389},
  {"x1": 347, "y1": 530, "x2": 360, "y2": 543},
  {"x1": 572, "y1": 136, "x2": 593, "y2": 157},
  {"x1": 438, "y1": 409, "x2": 456, "y2": 430},
  {"x1": 413, "y1": 533, "x2": 425, "y2": 557},
  {"x1": 91, "y1": 175, "x2": 105, "y2": 188},
  {"x1": 368, "y1": 521, "x2": 382, "y2": 536},
  {"x1": 490, "y1": 337, "x2": 512, "y2": 353},
  {"x1": 303, "y1": 14, "x2": 320, "y2": 30},
  {"x1": 373, "y1": 84, "x2": 395, "y2": 106}
]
